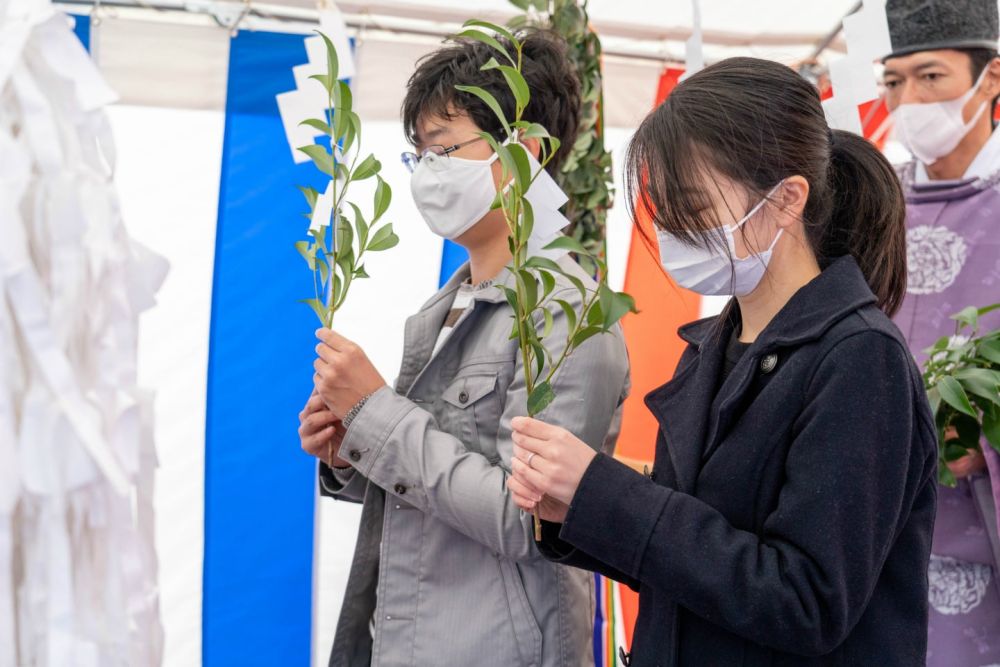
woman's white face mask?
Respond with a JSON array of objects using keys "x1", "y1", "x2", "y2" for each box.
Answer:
[
  {"x1": 656, "y1": 181, "x2": 785, "y2": 297},
  {"x1": 409, "y1": 150, "x2": 499, "y2": 240}
]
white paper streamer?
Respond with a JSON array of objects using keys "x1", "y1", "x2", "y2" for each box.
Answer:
[
  {"x1": 276, "y1": 2, "x2": 355, "y2": 164},
  {"x1": 0, "y1": 2, "x2": 165, "y2": 664},
  {"x1": 822, "y1": 0, "x2": 891, "y2": 134}
]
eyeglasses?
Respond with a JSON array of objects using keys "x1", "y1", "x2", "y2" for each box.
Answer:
[{"x1": 401, "y1": 136, "x2": 485, "y2": 174}]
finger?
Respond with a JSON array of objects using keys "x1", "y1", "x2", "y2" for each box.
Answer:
[
  {"x1": 306, "y1": 410, "x2": 338, "y2": 431},
  {"x1": 301, "y1": 427, "x2": 334, "y2": 454},
  {"x1": 510, "y1": 416, "x2": 562, "y2": 440},
  {"x1": 313, "y1": 358, "x2": 331, "y2": 375},
  {"x1": 510, "y1": 456, "x2": 552, "y2": 494},
  {"x1": 315, "y1": 328, "x2": 352, "y2": 351},
  {"x1": 507, "y1": 474, "x2": 543, "y2": 502},
  {"x1": 306, "y1": 394, "x2": 326, "y2": 412},
  {"x1": 511, "y1": 431, "x2": 550, "y2": 456},
  {"x1": 506, "y1": 478, "x2": 537, "y2": 511},
  {"x1": 315, "y1": 342, "x2": 339, "y2": 364}
]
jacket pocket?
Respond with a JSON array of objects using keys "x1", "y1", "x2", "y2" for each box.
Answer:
[
  {"x1": 439, "y1": 372, "x2": 502, "y2": 462},
  {"x1": 498, "y1": 558, "x2": 543, "y2": 667}
]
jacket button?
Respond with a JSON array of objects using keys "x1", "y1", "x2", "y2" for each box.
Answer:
[
  {"x1": 458, "y1": 390, "x2": 470, "y2": 404},
  {"x1": 349, "y1": 450, "x2": 361, "y2": 462},
  {"x1": 394, "y1": 483, "x2": 407, "y2": 495},
  {"x1": 760, "y1": 353, "x2": 778, "y2": 374}
]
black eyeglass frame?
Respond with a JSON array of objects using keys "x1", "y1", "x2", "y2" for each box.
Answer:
[{"x1": 400, "y1": 136, "x2": 487, "y2": 173}]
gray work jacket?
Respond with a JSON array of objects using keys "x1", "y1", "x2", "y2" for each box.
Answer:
[{"x1": 320, "y1": 257, "x2": 630, "y2": 667}]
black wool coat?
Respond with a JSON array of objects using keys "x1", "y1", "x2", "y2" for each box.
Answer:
[{"x1": 540, "y1": 256, "x2": 938, "y2": 666}]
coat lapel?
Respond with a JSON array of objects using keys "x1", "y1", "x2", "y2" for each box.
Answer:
[{"x1": 645, "y1": 316, "x2": 730, "y2": 495}]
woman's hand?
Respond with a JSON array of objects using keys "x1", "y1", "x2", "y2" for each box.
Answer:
[
  {"x1": 509, "y1": 416, "x2": 597, "y2": 506},
  {"x1": 506, "y1": 473, "x2": 570, "y2": 523}
]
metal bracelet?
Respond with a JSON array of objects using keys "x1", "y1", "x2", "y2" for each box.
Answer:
[{"x1": 342, "y1": 392, "x2": 373, "y2": 429}]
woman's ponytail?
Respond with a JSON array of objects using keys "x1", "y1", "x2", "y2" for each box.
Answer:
[{"x1": 822, "y1": 129, "x2": 908, "y2": 316}]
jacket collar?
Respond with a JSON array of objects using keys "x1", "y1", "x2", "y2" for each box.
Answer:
[{"x1": 676, "y1": 256, "x2": 876, "y2": 354}]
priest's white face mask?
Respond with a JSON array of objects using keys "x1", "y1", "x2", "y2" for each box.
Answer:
[{"x1": 890, "y1": 68, "x2": 990, "y2": 165}]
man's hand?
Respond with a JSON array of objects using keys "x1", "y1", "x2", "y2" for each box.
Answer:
[
  {"x1": 944, "y1": 427, "x2": 988, "y2": 480},
  {"x1": 313, "y1": 328, "x2": 387, "y2": 419},
  {"x1": 299, "y1": 392, "x2": 350, "y2": 468}
]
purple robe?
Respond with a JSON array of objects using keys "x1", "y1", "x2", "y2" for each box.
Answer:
[{"x1": 895, "y1": 160, "x2": 1000, "y2": 667}]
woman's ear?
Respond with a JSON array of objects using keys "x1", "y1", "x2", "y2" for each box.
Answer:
[{"x1": 775, "y1": 175, "x2": 810, "y2": 228}]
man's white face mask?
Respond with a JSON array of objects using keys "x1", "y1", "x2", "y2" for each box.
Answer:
[
  {"x1": 892, "y1": 69, "x2": 990, "y2": 166},
  {"x1": 409, "y1": 148, "x2": 500, "y2": 240}
]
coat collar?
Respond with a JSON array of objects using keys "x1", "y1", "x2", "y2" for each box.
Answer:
[
  {"x1": 676, "y1": 256, "x2": 876, "y2": 355},
  {"x1": 648, "y1": 256, "x2": 877, "y2": 494}
]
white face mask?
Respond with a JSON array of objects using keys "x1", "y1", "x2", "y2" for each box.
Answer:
[
  {"x1": 892, "y1": 70, "x2": 989, "y2": 165},
  {"x1": 656, "y1": 182, "x2": 783, "y2": 297},
  {"x1": 410, "y1": 150, "x2": 499, "y2": 240}
]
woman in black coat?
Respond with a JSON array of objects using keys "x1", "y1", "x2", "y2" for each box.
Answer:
[{"x1": 507, "y1": 57, "x2": 937, "y2": 666}]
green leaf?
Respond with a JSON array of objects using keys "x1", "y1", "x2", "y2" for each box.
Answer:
[
  {"x1": 316, "y1": 31, "x2": 339, "y2": 83},
  {"x1": 985, "y1": 404, "x2": 1000, "y2": 449},
  {"x1": 454, "y1": 85, "x2": 511, "y2": 136},
  {"x1": 517, "y1": 269, "x2": 538, "y2": 312},
  {"x1": 571, "y1": 325, "x2": 604, "y2": 349},
  {"x1": 978, "y1": 338, "x2": 1000, "y2": 365},
  {"x1": 978, "y1": 303, "x2": 1000, "y2": 316},
  {"x1": 539, "y1": 269, "x2": 556, "y2": 301},
  {"x1": 944, "y1": 443, "x2": 971, "y2": 462},
  {"x1": 335, "y1": 80, "x2": 353, "y2": 113},
  {"x1": 299, "y1": 118, "x2": 333, "y2": 136},
  {"x1": 541, "y1": 307, "x2": 555, "y2": 338},
  {"x1": 367, "y1": 223, "x2": 399, "y2": 252},
  {"x1": 939, "y1": 375, "x2": 978, "y2": 418},
  {"x1": 926, "y1": 386, "x2": 941, "y2": 416},
  {"x1": 939, "y1": 462, "x2": 957, "y2": 487},
  {"x1": 455, "y1": 29, "x2": 515, "y2": 65},
  {"x1": 373, "y1": 176, "x2": 392, "y2": 221},
  {"x1": 294, "y1": 240, "x2": 315, "y2": 270},
  {"x1": 544, "y1": 235, "x2": 591, "y2": 255},
  {"x1": 298, "y1": 144, "x2": 335, "y2": 177},
  {"x1": 353, "y1": 154, "x2": 381, "y2": 181},
  {"x1": 600, "y1": 285, "x2": 635, "y2": 329},
  {"x1": 505, "y1": 142, "x2": 533, "y2": 193},
  {"x1": 298, "y1": 186, "x2": 319, "y2": 211},
  {"x1": 299, "y1": 298, "x2": 327, "y2": 325},
  {"x1": 335, "y1": 215, "x2": 354, "y2": 257},
  {"x1": 308, "y1": 73, "x2": 335, "y2": 94},
  {"x1": 555, "y1": 299, "x2": 577, "y2": 333},
  {"x1": 461, "y1": 19, "x2": 517, "y2": 45},
  {"x1": 951, "y1": 306, "x2": 979, "y2": 330},
  {"x1": 500, "y1": 284, "x2": 520, "y2": 312},
  {"x1": 520, "y1": 122, "x2": 551, "y2": 140},
  {"x1": 354, "y1": 264, "x2": 370, "y2": 279},
  {"x1": 955, "y1": 368, "x2": 1000, "y2": 405},
  {"x1": 526, "y1": 382, "x2": 556, "y2": 417},
  {"x1": 483, "y1": 59, "x2": 530, "y2": 113},
  {"x1": 317, "y1": 255, "x2": 330, "y2": 287},
  {"x1": 347, "y1": 202, "x2": 368, "y2": 251},
  {"x1": 530, "y1": 340, "x2": 546, "y2": 380}
]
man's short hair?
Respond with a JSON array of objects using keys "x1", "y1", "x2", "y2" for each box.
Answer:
[
  {"x1": 961, "y1": 47, "x2": 1000, "y2": 120},
  {"x1": 402, "y1": 28, "x2": 582, "y2": 174}
]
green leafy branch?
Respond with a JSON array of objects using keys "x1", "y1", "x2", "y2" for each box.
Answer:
[
  {"x1": 922, "y1": 303, "x2": 1000, "y2": 486},
  {"x1": 508, "y1": 0, "x2": 615, "y2": 259},
  {"x1": 453, "y1": 20, "x2": 636, "y2": 417},
  {"x1": 294, "y1": 32, "x2": 399, "y2": 327}
]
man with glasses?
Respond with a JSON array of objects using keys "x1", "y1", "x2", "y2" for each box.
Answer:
[
  {"x1": 882, "y1": 0, "x2": 1000, "y2": 664},
  {"x1": 298, "y1": 29, "x2": 630, "y2": 667}
]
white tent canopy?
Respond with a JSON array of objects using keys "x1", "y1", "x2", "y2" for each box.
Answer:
[{"x1": 56, "y1": 0, "x2": 866, "y2": 128}]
